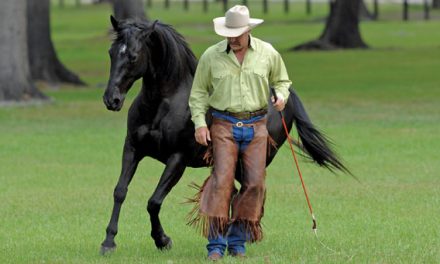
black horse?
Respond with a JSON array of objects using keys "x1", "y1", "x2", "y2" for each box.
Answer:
[{"x1": 101, "y1": 16, "x2": 348, "y2": 254}]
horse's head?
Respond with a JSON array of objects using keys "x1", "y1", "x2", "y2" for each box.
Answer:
[{"x1": 103, "y1": 16, "x2": 157, "y2": 111}]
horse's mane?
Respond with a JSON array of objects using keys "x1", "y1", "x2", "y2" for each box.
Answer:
[
  {"x1": 151, "y1": 22, "x2": 198, "y2": 81},
  {"x1": 114, "y1": 19, "x2": 198, "y2": 92}
]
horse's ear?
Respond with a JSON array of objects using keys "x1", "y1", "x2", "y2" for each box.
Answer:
[
  {"x1": 110, "y1": 15, "x2": 119, "y2": 31},
  {"x1": 151, "y1": 20, "x2": 159, "y2": 31}
]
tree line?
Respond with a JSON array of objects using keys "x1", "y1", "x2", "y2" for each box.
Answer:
[
  {"x1": 0, "y1": 0, "x2": 437, "y2": 103},
  {"x1": 62, "y1": 0, "x2": 440, "y2": 18}
]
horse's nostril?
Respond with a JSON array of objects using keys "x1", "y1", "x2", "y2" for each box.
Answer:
[{"x1": 113, "y1": 98, "x2": 120, "y2": 105}]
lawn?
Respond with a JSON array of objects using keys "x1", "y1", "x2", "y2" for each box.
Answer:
[{"x1": 1, "y1": 2, "x2": 439, "y2": 263}]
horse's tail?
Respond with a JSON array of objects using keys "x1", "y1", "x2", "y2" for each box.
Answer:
[{"x1": 288, "y1": 88, "x2": 351, "y2": 175}]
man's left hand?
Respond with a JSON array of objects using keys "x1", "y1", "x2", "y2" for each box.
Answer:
[{"x1": 271, "y1": 95, "x2": 285, "y2": 112}]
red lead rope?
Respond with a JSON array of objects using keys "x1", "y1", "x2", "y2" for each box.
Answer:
[
  {"x1": 280, "y1": 113, "x2": 317, "y2": 231},
  {"x1": 280, "y1": 111, "x2": 348, "y2": 257},
  {"x1": 273, "y1": 93, "x2": 353, "y2": 257}
]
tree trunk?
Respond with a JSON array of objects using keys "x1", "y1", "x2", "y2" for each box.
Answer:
[
  {"x1": 293, "y1": 0, "x2": 368, "y2": 51},
  {"x1": 263, "y1": 0, "x2": 268, "y2": 14},
  {"x1": 203, "y1": 0, "x2": 208, "y2": 12},
  {"x1": 222, "y1": 0, "x2": 228, "y2": 12},
  {"x1": 373, "y1": 0, "x2": 379, "y2": 19},
  {"x1": 93, "y1": 0, "x2": 112, "y2": 4},
  {"x1": 112, "y1": 0, "x2": 147, "y2": 20},
  {"x1": 306, "y1": 0, "x2": 311, "y2": 15},
  {"x1": 403, "y1": 0, "x2": 409, "y2": 21},
  {"x1": 27, "y1": 0, "x2": 85, "y2": 86},
  {"x1": 0, "y1": 0, "x2": 47, "y2": 102},
  {"x1": 359, "y1": 0, "x2": 375, "y2": 20},
  {"x1": 424, "y1": 0, "x2": 430, "y2": 20}
]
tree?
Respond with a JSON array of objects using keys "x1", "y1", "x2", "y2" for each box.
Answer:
[
  {"x1": 112, "y1": 0, "x2": 147, "y2": 20},
  {"x1": 93, "y1": 0, "x2": 112, "y2": 3},
  {"x1": 0, "y1": 0, "x2": 47, "y2": 102},
  {"x1": 293, "y1": 0, "x2": 368, "y2": 51},
  {"x1": 27, "y1": 0, "x2": 85, "y2": 86},
  {"x1": 359, "y1": 0, "x2": 375, "y2": 20}
]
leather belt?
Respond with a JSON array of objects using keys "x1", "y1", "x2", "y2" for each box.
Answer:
[{"x1": 212, "y1": 108, "x2": 268, "y2": 120}]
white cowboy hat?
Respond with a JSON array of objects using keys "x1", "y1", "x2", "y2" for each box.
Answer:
[{"x1": 213, "y1": 5, "x2": 264, "y2": 38}]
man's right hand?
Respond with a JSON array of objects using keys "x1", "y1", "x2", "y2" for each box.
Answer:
[{"x1": 195, "y1": 126, "x2": 211, "y2": 146}]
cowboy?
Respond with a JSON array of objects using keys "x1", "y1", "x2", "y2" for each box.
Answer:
[{"x1": 188, "y1": 5, "x2": 292, "y2": 261}]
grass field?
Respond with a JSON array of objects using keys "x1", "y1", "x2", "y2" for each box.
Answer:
[{"x1": 1, "y1": 2, "x2": 440, "y2": 263}]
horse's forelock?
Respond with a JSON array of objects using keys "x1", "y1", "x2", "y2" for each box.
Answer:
[{"x1": 113, "y1": 19, "x2": 150, "y2": 41}]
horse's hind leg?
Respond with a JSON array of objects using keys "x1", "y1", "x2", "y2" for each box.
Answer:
[
  {"x1": 147, "y1": 152, "x2": 186, "y2": 250},
  {"x1": 100, "y1": 141, "x2": 140, "y2": 254}
]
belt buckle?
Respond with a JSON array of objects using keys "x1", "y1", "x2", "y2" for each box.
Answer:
[{"x1": 235, "y1": 121, "x2": 243, "y2": 127}]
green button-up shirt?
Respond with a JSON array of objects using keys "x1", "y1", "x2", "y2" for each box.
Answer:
[{"x1": 189, "y1": 36, "x2": 292, "y2": 129}]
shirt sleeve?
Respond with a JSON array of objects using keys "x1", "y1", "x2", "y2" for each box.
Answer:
[
  {"x1": 269, "y1": 50, "x2": 292, "y2": 102},
  {"x1": 189, "y1": 52, "x2": 211, "y2": 129}
]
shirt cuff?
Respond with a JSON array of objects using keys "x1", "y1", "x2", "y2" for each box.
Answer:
[
  {"x1": 274, "y1": 87, "x2": 289, "y2": 103},
  {"x1": 193, "y1": 115, "x2": 207, "y2": 129},
  {"x1": 277, "y1": 93, "x2": 285, "y2": 103}
]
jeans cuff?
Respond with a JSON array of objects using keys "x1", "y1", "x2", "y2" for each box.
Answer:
[
  {"x1": 228, "y1": 247, "x2": 245, "y2": 255},
  {"x1": 208, "y1": 248, "x2": 224, "y2": 257}
]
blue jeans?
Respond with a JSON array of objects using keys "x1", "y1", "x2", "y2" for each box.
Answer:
[
  {"x1": 207, "y1": 112, "x2": 265, "y2": 256},
  {"x1": 211, "y1": 111, "x2": 264, "y2": 153},
  {"x1": 207, "y1": 223, "x2": 247, "y2": 256}
]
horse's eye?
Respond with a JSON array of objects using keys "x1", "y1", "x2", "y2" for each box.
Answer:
[{"x1": 128, "y1": 54, "x2": 138, "y2": 63}]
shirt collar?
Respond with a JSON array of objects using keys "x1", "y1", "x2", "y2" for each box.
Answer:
[{"x1": 217, "y1": 35, "x2": 256, "y2": 53}]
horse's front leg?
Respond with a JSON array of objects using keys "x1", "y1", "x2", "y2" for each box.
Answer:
[
  {"x1": 100, "y1": 140, "x2": 140, "y2": 254},
  {"x1": 147, "y1": 152, "x2": 186, "y2": 250}
]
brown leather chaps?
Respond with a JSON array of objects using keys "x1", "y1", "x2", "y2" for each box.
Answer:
[{"x1": 188, "y1": 116, "x2": 268, "y2": 242}]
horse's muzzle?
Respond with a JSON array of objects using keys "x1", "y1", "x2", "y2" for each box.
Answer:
[{"x1": 103, "y1": 91, "x2": 125, "y2": 111}]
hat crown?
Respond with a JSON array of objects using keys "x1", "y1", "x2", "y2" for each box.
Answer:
[{"x1": 225, "y1": 5, "x2": 250, "y2": 28}]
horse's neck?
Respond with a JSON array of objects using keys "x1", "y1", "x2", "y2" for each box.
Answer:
[
  {"x1": 139, "y1": 77, "x2": 161, "y2": 102},
  {"x1": 138, "y1": 33, "x2": 195, "y2": 106},
  {"x1": 141, "y1": 69, "x2": 192, "y2": 98}
]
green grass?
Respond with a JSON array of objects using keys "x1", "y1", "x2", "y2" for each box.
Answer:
[{"x1": 1, "y1": 2, "x2": 440, "y2": 263}]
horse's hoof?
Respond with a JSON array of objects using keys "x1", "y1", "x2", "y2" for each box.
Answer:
[
  {"x1": 155, "y1": 235, "x2": 173, "y2": 250},
  {"x1": 100, "y1": 242, "x2": 116, "y2": 255}
]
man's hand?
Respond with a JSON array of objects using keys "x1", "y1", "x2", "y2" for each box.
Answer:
[
  {"x1": 271, "y1": 95, "x2": 285, "y2": 112},
  {"x1": 195, "y1": 126, "x2": 211, "y2": 146}
]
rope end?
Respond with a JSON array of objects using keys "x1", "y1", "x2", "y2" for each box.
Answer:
[{"x1": 312, "y1": 214, "x2": 317, "y2": 231}]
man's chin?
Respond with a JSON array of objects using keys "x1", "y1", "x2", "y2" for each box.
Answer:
[{"x1": 230, "y1": 45, "x2": 242, "y2": 51}]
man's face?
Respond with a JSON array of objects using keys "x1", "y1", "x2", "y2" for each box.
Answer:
[{"x1": 227, "y1": 31, "x2": 250, "y2": 52}]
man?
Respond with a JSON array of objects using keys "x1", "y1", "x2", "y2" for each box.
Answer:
[{"x1": 188, "y1": 5, "x2": 292, "y2": 261}]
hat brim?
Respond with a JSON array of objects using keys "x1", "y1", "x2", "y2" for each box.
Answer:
[{"x1": 213, "y1": 17, "x2": 264, "y2": 37}]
